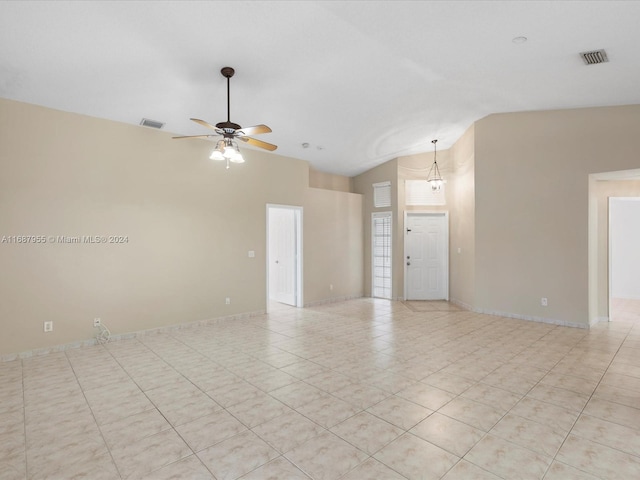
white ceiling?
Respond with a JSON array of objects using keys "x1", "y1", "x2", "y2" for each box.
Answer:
[{"x1": 2, "y1": 1, "x2": 640, "y2": 177}]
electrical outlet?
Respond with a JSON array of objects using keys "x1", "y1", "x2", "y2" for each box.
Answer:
[
  {"x1": 330, "y1": 284, "x2": 333, "y2": 291},
  {"x1": 93, "y1": 318, "x2": 101, "y2": 327},
  {"x1": 225, "y1": 297, "x2": 231, "y2": 305},
  {"x1": 43, "y1": 321, "x2": 53, "y2": 332},
  {"x1": 541, "y1": 297, "x2": 548, "y2": 307}
]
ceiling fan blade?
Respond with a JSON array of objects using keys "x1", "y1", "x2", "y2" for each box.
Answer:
[
  {"x1": 238, "y1": 136, "x2": 278, "y2": 151},
  {"x1": 236, "y1": 124, "x2": 272, "y2": 136},
  {"x1": 172, "y1": 134, "x2": 217, "y2": 139},
  {"x1": 190, "y1": 118, "x2": 219, "y2": 132}
]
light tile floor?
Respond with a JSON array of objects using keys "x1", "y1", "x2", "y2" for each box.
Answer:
[{"x1": 1, "y1": 298, "x2": 640, "y2": 479}]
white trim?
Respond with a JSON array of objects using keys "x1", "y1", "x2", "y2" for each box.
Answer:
[
  {"x1": 608, "y1": 198, "x2": 613, "y2": 322},
  {"x1": 304, "y1": 294, "x2": 363, "y2": 308},
  {"x1": 450, "y1": 298, "x2": 474, "y2": 312},
  {"x1": 593, "y1": 316, "x2": 610, "y2": 325},
  {"x1": 448, "y1": 299, "x2": 589, "y2": 329},
  {"x1": 1, "y1": 309, "x2": 268, "y2": 362},
  {"x1": 404, "y1": 211, "x2": 449, "y2": 301},
  {"x1": 266, "y1": 204, "x2": 303, "y2": 311},
  {"x1": 471, "y1": 306, "x2": 589, "y2": 329}
]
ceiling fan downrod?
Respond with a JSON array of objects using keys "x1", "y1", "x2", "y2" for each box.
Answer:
[{"x1": 217, "y1": 67, "x2": 240, "y2": 133}]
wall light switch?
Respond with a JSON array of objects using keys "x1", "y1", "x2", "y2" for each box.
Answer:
[{"x1": 248, "y1": 250, "x2": 255, "y2": 258}]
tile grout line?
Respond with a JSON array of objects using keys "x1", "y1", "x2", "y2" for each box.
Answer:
[
  {"x1": 106, "y1": 337, "x2": 219, "y2": 479},
  {"x1": 64, "y1": 346, "x2": 125, "y2": 480},
  {"x1": 425, "y1": 324, "x2": 582, "y2": 479},
  {"x1": 540, "y1": 321, "x2": 633, "y2": 478},
  {"x1": 546, "y1": 320, "x2": 639, "y2": 476},
  {"x1": 20, "y1": 359, "x2": 27, "y2": 480},
  {"x1": 6, "y1": 299, "x2": 639, "y2": 479}
]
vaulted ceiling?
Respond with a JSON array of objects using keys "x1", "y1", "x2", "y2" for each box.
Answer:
[{"x1": 2, "y1": 1, "x2": 640, "y2": 176}]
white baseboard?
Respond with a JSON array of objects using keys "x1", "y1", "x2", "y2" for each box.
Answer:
[
  {"x1": 590, "y1": 316, "x2": 610, "y2": 326},
  {"x1": 304, "y1": 294, "x2": 363, "y2": 308},
  {"x1": 473, "y1": 308, "x2": 589, "y2": 329},
  {"x1": 1, "y1": 309, "x2": 267, "y2": 362},
  {"x1": 450, "y1": 298, "x2": 589, "y2": 329}
]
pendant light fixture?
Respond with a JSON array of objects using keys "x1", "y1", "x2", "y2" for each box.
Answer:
[
  {"x1": 426, "y1": 139, "x2": 444, "y2": 190},
  {"x1": 209, "y1": 138, "x2": 245, "y2": 169}
]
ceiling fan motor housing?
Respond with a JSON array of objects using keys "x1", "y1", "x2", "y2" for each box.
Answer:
[{"x1": 216, "y1": 121, "x2": 242, "y2": 134}]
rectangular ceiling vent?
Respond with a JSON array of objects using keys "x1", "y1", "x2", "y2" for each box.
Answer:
[
  {"x1": 140, "y1": 118, "x2": 165, "y2": 129},
  {"x1": 580, "y1": 49, "x2": 609, "y2": 65}
]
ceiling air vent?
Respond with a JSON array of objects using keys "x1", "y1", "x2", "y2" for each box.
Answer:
[
  {"x1": 580, "y1": 49, "x2": 609, "y2": 65},
  {"x1": 140, "y1": 118, "x2": 164, "y2": 129}
]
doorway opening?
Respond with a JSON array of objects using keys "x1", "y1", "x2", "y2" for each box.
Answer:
[
  {"x1": 267, "y1": 204, "x2": 303, "y2": 310},
  {"x1": 608, "y1": 197, "x2": 640, "y2": 321},
  {"x1": 589, "y1": 169, "x2": 640, "y2": 325},
  {"x1": 404, "y1": 212, "x2": 449, "y2": 301}
]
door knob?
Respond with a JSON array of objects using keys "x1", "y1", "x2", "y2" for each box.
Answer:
[
  {"x1": 407, "y1": 262, "x2": 411, "y2": 266},
  {"x1": 275, "y1": 260, "x2": 279, "y2": 264}
]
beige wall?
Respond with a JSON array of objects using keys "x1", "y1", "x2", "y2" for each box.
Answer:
[
  {"x1": 354, "y1": 105, "x2": 640, "y2": 327},
  {"x1": 448, "y1": 125, "x2": 475, "y2": 308},
  {"x1": 303, "y1": 188, "x2": 363, "y2": 304},
  {"x1": 4, "y1": 97, "x2": 639, "y2": 355},
  {"x1": 309, "y1": 168, "x2": 354, "y2": 193},
  {"x1": 474, "y1": 105, "x2": 640, "y2": 327},
  {"x1": 0, "y1": 98, "x2": 363, "y2": 355}
]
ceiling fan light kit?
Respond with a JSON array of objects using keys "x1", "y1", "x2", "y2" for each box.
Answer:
[
  {"x1": 209, "y1": 138, "x2": 245, "y2": 168},
  {"x1": 173, "y1": 66, "x2": 276, "y2": 168}
]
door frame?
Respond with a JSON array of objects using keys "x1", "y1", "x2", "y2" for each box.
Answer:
[
  {"x1": 403, "y1": 211, "x2": 449, "y2": 301},
  {"x1": 266, "y1": 204, "x2": 303, "y2": 311}
]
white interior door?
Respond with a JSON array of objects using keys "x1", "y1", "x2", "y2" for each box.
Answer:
[
  {"x1": 405, "y1": 213, "x2": 448, "y2": 300},
  {"x1": 268, "y1": 206, "x2": 299, "y2": 306}
]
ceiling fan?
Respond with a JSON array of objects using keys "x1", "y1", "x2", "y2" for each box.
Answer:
[{"x1": 173, "y1": 67, "x2": 277, "y2": 166}]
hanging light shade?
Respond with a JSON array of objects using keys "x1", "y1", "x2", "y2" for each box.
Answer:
[
  {"x1": 209, "y1": 140, "x2": 226, "y2": 161},
  {"x1": 228, "y1": 141, "x2": 245, "y2": 164},
  {"x1": 223, "y1": 138, "x2": 236, "y2": 158},
  {"x1": 426, "y1": 139, "x2": 444, "y2": 190},
  {"x1": 210, "y1": 138, "x2": 244, "y2": 168}
]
